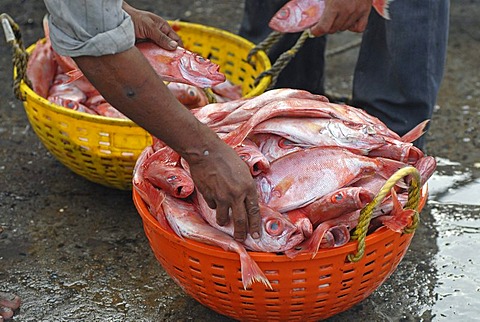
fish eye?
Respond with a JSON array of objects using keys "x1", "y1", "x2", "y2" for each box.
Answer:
[
  {"x1": 266, "y1": 219, "x2": 284, "y2": 236},
  {"x1": 188, "y1": 89, "x2": 196, "y2": 96},
  {"x1": 195, "y1": 56, "x2": 206, "y2": 63},
  {"x1": 331, "y1": 192, "x2": 344, "y2": 203},
  {"x1": 238, "y1": 153, "x2": 250, "y2": 161},
  {"x1": 278, "y1": 9, "x2": 290, "y2": 20}
]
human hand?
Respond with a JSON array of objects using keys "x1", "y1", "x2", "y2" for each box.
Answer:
[
  {"x1": 122, "y1": 1, "x2": 183, "y2": 50},
  {"x1": 310, "y1": 0, "x2": 373, "y2": 36},
  {"x1": 187, "y1": 141, "x2": 262, "y2": 242}
]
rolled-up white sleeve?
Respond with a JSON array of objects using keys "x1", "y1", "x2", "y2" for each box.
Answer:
[{"x1": 44, "y1": 0, "x2": 135, "y2": 57}]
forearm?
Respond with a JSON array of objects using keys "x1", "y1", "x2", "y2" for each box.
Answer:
[{"x1": 73, "y1": 46, "x2": 222, "y2": 164}]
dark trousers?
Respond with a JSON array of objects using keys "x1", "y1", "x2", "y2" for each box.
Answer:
[{"x1": 239, "y1": 0, "x2": 450, "y2": 149}]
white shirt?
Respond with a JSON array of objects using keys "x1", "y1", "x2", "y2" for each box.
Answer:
[{"x1": 44, "y1": 0, "x2": 135, "y2": 57}]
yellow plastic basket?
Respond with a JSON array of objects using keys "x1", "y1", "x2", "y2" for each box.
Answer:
[{"x1": 11, "y1": 20, "x2": 271, "y2": 190}]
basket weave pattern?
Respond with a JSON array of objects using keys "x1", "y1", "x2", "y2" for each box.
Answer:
[
  {"x1": 17, "y1": 21, "x2": 271, "y2": 189},
  {"x1": 135, "y1": 190, "x2": 414, "y2": 321}
]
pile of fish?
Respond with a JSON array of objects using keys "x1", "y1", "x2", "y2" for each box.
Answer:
[
  {"x1": 133, "y1": 88, "x2": 436, "y2": 289},
  {"x1": 25, "y1": 17, "x2": 241, "y2": 118}
]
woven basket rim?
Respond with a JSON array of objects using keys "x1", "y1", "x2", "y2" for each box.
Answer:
[{"x1": 20, "y1": 20, "x2": 271, "y2": 125}]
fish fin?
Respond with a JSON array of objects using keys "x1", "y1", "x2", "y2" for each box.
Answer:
[
  {"x1": 400, "y1": 120, "x2": 430, "y2": 143},
  {"x1": 284, "y1": 225, "x2": 329, "y2": 259},
  {"x1": 373, "y1": 0, "x2": 394, "y2": 20},
  {"x1": 377, "y1": 158, "x2": 409, "y2": 180},
  {"x1": 381, "y1": 210, "x2": 415, "y2": 232},
  {"x1": 65, "y1": 69, "x2": 84, "y2": 83},
  {"x1": 382, "y1": 189, "x2": 414, "y2": 232},
  {"x1": 207, "y1": 111, "x2": 230, "y2": 124},
  {"x1": 238, "y1": 250, "x2": 272, "y2": 290}
]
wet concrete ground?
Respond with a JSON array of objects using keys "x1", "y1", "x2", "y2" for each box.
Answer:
[{"x1": 1, "y1": 0, "x2": 479, "y2": 321}]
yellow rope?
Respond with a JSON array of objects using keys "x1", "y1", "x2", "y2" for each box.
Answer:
[
  {"x1": 203, "y1": 87, "x2": 217, "y2": 104},
  {"x1": 347, "y1": 166, "x2": 421, "y2": 262},
  {"x1": 1, "y1": 13, "x2": 31, "y2": 101}
]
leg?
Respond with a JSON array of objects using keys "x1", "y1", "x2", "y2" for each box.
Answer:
[
  {"x1": 351, "y1": 0, "x2": 450, "y2": 149},
  {"x1": 239, "y1": 0, "x2": 327, "y2": 94}
]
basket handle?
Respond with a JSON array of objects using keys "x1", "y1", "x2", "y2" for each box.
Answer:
[
  {"x1": 249, "y1": 30, "x2": 310, "y2": 90},
  {"x1": 347, "y1": 166, "x2": 422, "y2": 262},
  {"x1": 1, "y1": 13, "x2": 32, "y2": 101}
]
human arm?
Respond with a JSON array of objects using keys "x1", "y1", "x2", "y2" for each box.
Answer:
[
  {"x1": 73, "y1": 49, "x2": 261, "y2": 241},
  {"x1": 43, "y1": 0, "x2": 261, "y2": 241},
  {"x1": 310, "y1": 0, "x2": 373, "y2": 36}
]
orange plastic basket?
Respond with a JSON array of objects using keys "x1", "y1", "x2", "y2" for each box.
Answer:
[{"x1": 133, "y1": 167, "x2": 423, "y2": 321}]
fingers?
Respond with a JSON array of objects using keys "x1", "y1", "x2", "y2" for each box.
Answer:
[
  {"x1": 229, "y1": 202, "x2": 248, "y2": 241},
  {"x1": 349, "y1": 15, "x2": 370, "y2": 33},
  {"x1": 158, "y1": 21, "x2": 184, "y2": 47},
  {"x1": 245, "y1": 190, "x2": 261, "y2": 239},
  {"x1": 147, "y1": 17, "x2": 182, "y2": 50},
  {"x1": 126, "y1": 6, "x2": 183, "y2": 50},
  {"x1": 215, "y1": 204, "x2": 229, "y2": 227},
  {"x1": 309, "y1": 0, "x2": 372, "y2": 36},
  {"x1": 310, "y1": 9, "x2": 337, "y2": 36}
]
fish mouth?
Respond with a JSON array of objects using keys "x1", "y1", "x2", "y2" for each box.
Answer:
[
  {"x1": 284, "y1": 229, "x2": 306, "y2": 251},
  {"x1": 208, "y1": 64, "x2": 225, "y2": 80}
]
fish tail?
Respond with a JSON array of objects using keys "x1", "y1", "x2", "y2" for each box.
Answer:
[
  {"x1": 238, "y1": 251, "x2": 272, "y2": 290},
  {"x1": 400, "y1": 120, "x2": 430, "y2": 143},
  {"x1": 381, "y1": 210, "x2": 414, "y2": 232},
  {"x1": 382, "y1": 189, "x2": 415, "y2": 232},
  {"x1": 373, "y1": 0, "x2": 394, "y2": 20}
]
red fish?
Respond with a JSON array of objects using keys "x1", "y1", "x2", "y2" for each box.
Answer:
[
  {"x1": 142, "y1": 147, "x2": 194, "y2": 199},
  {"x1": 211, "y1": 79, "x2": 243, "y2": 101},
  {"x1": 299, "y1": 187, "x2": 375, "y2": 226},
  {"x1": 233, "y1": 139, "x2": 271, "y2": 176},
  {"x1": 167, "y1": 82, "x2": 209, "y2": 109},
  {"x1": 47, "y1": 96, "x2": 98, "y2": 115},
  {"x1": 92, "y1": 103, "x2": 127, "y2": 119},
  {"x1": 48, "y1": 74, "x2": 87, "y2": 103},
  {"x1": 132, "y1": 146, "x2": 171, "y2": 231},
  {"x1": 136, "y1": 41, "x2": 226, "y2": 88},
  {"x1": 251, "y1": 117, "x2": 387, "y2": 155},
  {"x1": 26, "y1": 38, "x2": 57, "y2": 98},
  {"x1": 161, "y1": 193, "x2": 272, "y2": 290},
  {"x1": 252, "y1": 134, "x2": 304, "y2": 162},
  {"x1": 256, "y1": 146, "x2": 404, "y2": 213},
  {"x1": 269, "y1": 0, "x2": 393, "y2": 33},
  {"x1": 194, "y1": 191, "x2": 307, "y2": 253}
]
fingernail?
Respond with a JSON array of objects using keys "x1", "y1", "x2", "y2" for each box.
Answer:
[
  {"x1": 169, "y1": 40, "x2": 178, "y2": 48},
  {"x1": 252, "y1": 232, "x2": 260, "y2": 239}
]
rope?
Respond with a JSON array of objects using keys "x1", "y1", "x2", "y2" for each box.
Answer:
[
  {"x1": 1, "y1": 13, "x2": 31, "y2": 101},
  {"x1": 325, "y1": 38, "x2": 362, "y2": 57},
  {"x1": 203, "y1": 87, "x2": 217, "y2": 104},
  {"x1": 247, "y1": 30, "x2": 283, "y2": 63},
  {"x1": 253, "y1": 30, "x2": 310, "y2": 90},
  {"x1": 347, "y1": 166, "x2": 421, "y2": 262},
  {"x1": 248, "y1": 28, "x2": 363, "y2": 94}
]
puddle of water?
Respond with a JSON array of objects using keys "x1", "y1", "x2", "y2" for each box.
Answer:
[
  {"x1": 430, "y1": 203, "x2": 480, "y2": 320},
  {"x1": 425, "y1": 157, "x2": 480, "y2": 320},
  {"x1": 427, "y1": 157, "x2": 479, "y2": 205}
]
